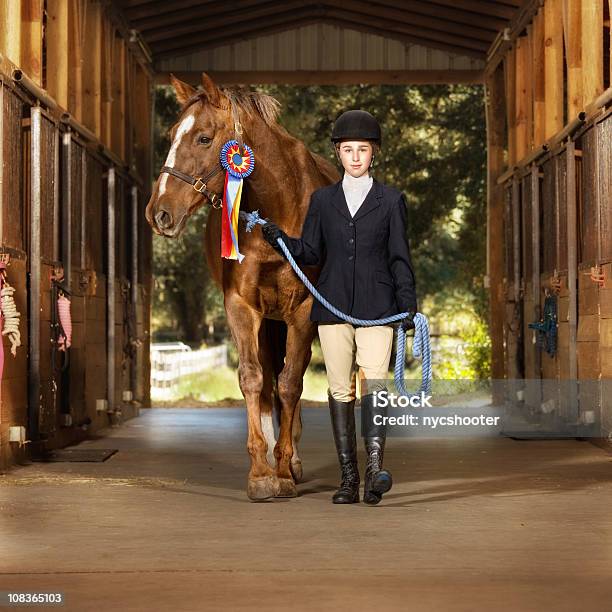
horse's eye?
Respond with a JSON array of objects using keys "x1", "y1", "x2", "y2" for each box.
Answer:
[{"x1": 197, "y1": 135, "x2": 212, "y2": 145}]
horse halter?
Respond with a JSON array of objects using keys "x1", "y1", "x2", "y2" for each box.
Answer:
[{"x1": 159, "y1": 100, "x2": 246, "y2": 210}]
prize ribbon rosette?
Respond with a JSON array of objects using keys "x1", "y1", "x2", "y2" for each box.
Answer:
[{"x1": 220, "y1": 139, "x2": 255, "y2": 263}]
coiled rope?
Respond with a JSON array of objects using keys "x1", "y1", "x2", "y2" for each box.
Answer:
[
  {"x1": 0, "y1": 262, "x2": 21, "y2": 357},
  {"x1": 240, "y1": 210, "x2": 432, "y2": 398}
]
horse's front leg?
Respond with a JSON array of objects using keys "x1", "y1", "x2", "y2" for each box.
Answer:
[
  {"x1": 275, "y1": 299, "x2": 317, "y2": 496},
  {"x1": 225, "y1": 292, "x2": 280, "y2": 501}
]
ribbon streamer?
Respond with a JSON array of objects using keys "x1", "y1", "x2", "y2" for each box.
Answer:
[{"x1": 220, "y1": 140, "x2": 255, "y2": 263}]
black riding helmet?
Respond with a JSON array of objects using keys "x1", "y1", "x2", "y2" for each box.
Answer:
[{"x1": 331, "y1": 110, "x2": 381, "y2": 145}]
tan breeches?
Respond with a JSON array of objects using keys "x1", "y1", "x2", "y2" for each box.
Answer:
[{"x1": 317, "y1": 323, "x2": 395, "y2": 402}]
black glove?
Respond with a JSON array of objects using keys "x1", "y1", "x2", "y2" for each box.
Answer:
[
  {"x1": 400, "y1": 311, "x2": 416, "y2": 333},
  {"x1": 261, "y1": 221, "x2": 287, "y2": 256}
]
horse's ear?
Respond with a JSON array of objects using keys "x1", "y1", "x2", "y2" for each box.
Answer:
[
  {"x1": 201, "y1": 72, "x2": 222, "y2": 106},
  {"x1": 170, "y1": 73, "x2": 196, "y2": 106}
]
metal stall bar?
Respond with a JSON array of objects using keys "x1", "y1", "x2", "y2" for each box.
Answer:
[
  {"x1": 61, "y1": 131, "x2": 72, "y2": 290},
  {"x1": 512, "y1": 175, "x2": 524, "y2": 386},
  {"x1": 80, "y1": 148, "x2": 87, "y2": 269},
  {"x1": 53, "y1": 127, "x2": 60, "y2": 262},
  {"x1": 130, "y1": 184, "x2": 139, "y2": 399},
  {"x1": 566, "y1": 139, "x2": 578, "y2": 421},
  {"x1": 107, "y1": 167, "x2": 116, "y2": 413},
  {"x1": 28, "y1": 106, "x2": 42, "y2": 443},
  {"x1": 531, "y1": 163, "x2": 542, "y2": 380}
]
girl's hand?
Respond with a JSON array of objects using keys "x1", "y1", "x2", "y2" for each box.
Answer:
[
  {"x1": 262, "y1": 221, "x2": 287, "y2": 256},
  {"x1": 400, "y1": 312, "x2": 416, "y2": 332}
]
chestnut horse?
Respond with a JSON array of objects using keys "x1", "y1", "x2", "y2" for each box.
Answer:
[{"x1": 146, "y1": 73, "x2": 338, "y2": 500}]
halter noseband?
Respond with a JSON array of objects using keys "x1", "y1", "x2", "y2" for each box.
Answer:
[
  {"x1": 160, "y1": 163, "x2": 223, "y2": 208},
  {"x1": 159, "y1": 99, "x2": 246, "y2": 210}
]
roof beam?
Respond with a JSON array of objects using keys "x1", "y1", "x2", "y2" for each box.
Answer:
[
  {"x1": 142, "y1": 0, "x2": 497, "y2": 45},
  {"x1": 152, "y1": 14, "x2": 324, "y2": 57},
  {"x1": 153, "y1": 12, "x2": 487, "y2": 60},
  {"x1": 426, "y1": 0, "x2": 517, "y2": 20},
  {"x1": 323, "y1": 8, "x2": 489, "y2": 52},
  {"x1": 123, "y1": 0, "x2": 217, "y2": 21},
  {"x1": 149, "y1": 6, "x2": 490, "y2": 57},
  {"x1": 155, "y1": 69, "x2": 485, "y2": 86},
  {"x1": 131, "y1": 0, "x2": 274, "y2": 32},
  {"x1": 368, "y1": 0, "x2": 508, "y2": 32},
  {"x1": 323, "y1": 0, "x2": 497, "y2": 42},
  {"x1": 144, "y1": 1, "x2": 311, "y2": 43}
]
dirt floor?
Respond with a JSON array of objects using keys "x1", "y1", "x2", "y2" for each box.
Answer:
[{"x1": 1, "y1": 407, "x2": 612, "y2": 611}]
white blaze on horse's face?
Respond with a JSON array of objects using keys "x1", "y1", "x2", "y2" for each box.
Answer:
[{"x1": 159, "y1": 110, "x2": 196, "y2": 197}]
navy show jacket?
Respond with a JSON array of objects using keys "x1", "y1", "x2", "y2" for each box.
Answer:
[{"x1": 284, "y1": 178, "x2": 418, "y2": 323}]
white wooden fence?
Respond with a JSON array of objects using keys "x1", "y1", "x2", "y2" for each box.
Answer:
[{"x1": 151, "y1": 344, "x2": 228, "y2": 400}]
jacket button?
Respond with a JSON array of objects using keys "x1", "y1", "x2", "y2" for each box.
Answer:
[
  {"x1": 348, "y1": 238, "x2": 354, "y2": 244},
  {"x1": 348, "y1": 255, "x2": 354, "y2": 260},
  {"x1": 349, "y1": 222, "x2": 354, "y2": 227}
]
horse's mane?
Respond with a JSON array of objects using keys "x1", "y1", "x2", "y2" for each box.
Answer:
[{"x1": 183, "y1": 86, "x2": 281, "y2": 126}]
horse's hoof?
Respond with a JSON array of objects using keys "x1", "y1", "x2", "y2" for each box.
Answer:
[
  {"x1": 275, "y1": 477, "x2": 298, "y2": 498},
  {"x1": 290, "y1": 459, "x2": 303, "y2": 482},
  {"x1": 247, "y1": 476, "x2": 280, "y2": 501}
]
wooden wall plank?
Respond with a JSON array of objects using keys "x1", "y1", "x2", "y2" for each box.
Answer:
[
  {"x1": 82, "y1": 1, "x2": 102, "y2": 138},
  {"x1": 582, "y1": 0, "x2": 604, "y2": 106},
  {"x1": 0, "y1": 0, "x2": 22, "y2": 66},
  {"x1": 532, "y1": 8, "x2": 546, "y2": 146},
  {"x1": 46, "y1": 0, "x2": 70, "y2": 109},
  {"x1": 111, "y1": 35, "x2": 126, "y2": 160},
  {"x1": 485, "y1": 65, "x2": 506, "y2": 388},
  {"x1": 544, "y1": 0, "x2": 564, "y2": 140},
  {"x1": 504, "y1": 46, "x2": 516, "y2": 166},
  {"x1": 609, "y1": 0, "x2": 612, "y2": 87},
  {"x1": 101, "y1": 17, "x2": 114, "y2": 149},
  {"x1": 563, "y1": 0, "x2": 583, "y2": 117},
  {"x1": 21, "y1": 0, "x2": 43, "y2": 86},
  {"x1": 515, "y1": 36, "x2": 529, "y2": 161}
]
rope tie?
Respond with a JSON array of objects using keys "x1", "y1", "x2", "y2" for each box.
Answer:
[
  {"x1": 56, "y1": 294, "x2": 72, "y2": 351},
  {"x1": 0, "y1": 264, "x2": 21, "y2": 357},
  {"x1": 239, "y1": 210, "x2": 432, "y2": 398}
]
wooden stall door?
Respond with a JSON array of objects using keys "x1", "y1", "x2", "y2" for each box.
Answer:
[{"x1": 0, "y1": 84, "x2": 29, "y2": 467}]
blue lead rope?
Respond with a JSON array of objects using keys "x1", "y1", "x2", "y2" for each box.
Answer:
[{"x1": 239, "y1": 209, "x2": 432, "y2": 398}]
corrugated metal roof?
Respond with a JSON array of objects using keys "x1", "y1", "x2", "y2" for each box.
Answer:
[
  {"x1": 155, "y1": 23, "x2": 485, "y2": 74},
  {"x1": 115, "y1": 0, "x2": 522, "y2": 66}
]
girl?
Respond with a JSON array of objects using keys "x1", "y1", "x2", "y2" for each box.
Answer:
[{"x1": 262, "y1": 110, "x2": 417, "y2": 505}]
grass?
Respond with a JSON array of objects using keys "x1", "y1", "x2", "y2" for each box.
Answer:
[{"x1": 152, "y1": 359, "x2": 425, "y2": 404}]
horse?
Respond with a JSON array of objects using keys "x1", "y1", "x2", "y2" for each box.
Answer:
[{"x1": 145, "y1": 73, "x2": 339, "y2": 500}]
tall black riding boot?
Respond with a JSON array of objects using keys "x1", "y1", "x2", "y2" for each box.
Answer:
[
  {"x1": 361, "y1": 392, "x2": 393, "y2": 505},
  {"x1": 328, "y1": 393, "x2": 360, "y2": 504}
]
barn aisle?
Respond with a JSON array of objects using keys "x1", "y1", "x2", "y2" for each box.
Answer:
[{"x1": 2, "y1": 407, "x2": 612, "y2": 611}]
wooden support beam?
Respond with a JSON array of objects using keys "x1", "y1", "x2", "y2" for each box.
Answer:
[
  {"x1": 485, "y1": 65, "x2": 507, "y2": 395},
  {"x1": 609, "y1": 0, "x2": 612, "y2": 87},
  {"x1": 69, "y1": 0, "x2": 87, "y2": 122},
  {"x1": 153, "y1": 70, "x2": 485, "y2": 86},
  {"x1": 581, "y1": 0, "x2": 604, "y2": 106},
  {"x1": 504, "y1": 45, "x2": 516, "y2": 166},
  {"x1": 515, "y1": 36, "x2": 529, "y2": 161},
  {"x1": 46, "y1": 0, "x2": 70, "y2": 109},
  {"x1": 21, "y1": 0, "x2": 43, "y2": 86},
  {"x1": 82, "y1": 0, "x2": 102, "y2": 138},
  {"x1": 0, "y1": 0, "x2": 22, "y2": 66},
  {"x1": 532, "y1": 8, "x2": 546, "y2": 147},
  {"x1": 544, "y1": 0, "x2": 564, "y2": 140},
  {"x1": 111, "y1": 35, "x2": 126, "y2": 161},
  {"x1": 562, "y1": 0, "x2": 583, "y2": 117},
  {"x1": 525, "y1": 28, "x2": 534, "y2": 152},
  {"x1": 101, "y1": 16, "x2": 113, "y2": 149}
]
